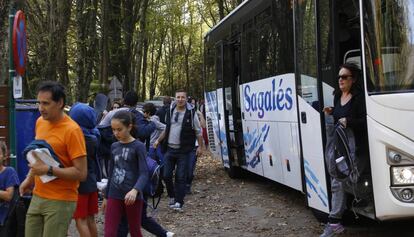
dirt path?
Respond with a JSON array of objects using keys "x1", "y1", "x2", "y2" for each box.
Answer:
[{"x1": 69, "y1": 153, "x2": 414, "y2": 236}]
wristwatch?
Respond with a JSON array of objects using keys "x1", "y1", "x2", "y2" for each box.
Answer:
[{"x1": 47, "y1": 166, "x2": 54, "y2": 176}]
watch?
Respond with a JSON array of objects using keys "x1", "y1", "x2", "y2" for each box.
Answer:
[{"x1": 47, "y1": 166, "x2": 54, "y2": 176}]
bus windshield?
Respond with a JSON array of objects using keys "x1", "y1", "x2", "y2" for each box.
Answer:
[{"x1": 364, "y1": 0, "x2": 414, "y2": 93}]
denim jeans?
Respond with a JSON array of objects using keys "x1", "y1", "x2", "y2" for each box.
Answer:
[
  {"x1": 186, "y1": 147, "x2": 198, "y2": 189},
  {"x1": 163, "y1": 147, "x2": 190, "y2": 205},
  {"x1": 328, "y1": 178, "x2": 347, "y2": 223}
]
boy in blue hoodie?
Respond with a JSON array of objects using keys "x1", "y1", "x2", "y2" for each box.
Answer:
[{"x1": 69, "y1": 103, "x2": 100, "y2": 237}]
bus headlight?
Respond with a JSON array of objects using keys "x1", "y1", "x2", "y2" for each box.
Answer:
[{"x1": 391, "y1": 166, "x2": 414, "y2": 185}]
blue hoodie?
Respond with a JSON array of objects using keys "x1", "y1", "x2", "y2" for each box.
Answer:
[
  {"x1": 69, "y1": 103, "x2": 100, "y2": 140},
  {"x1": 69, "y1": 103, "x2": 100, "y2": 193}
]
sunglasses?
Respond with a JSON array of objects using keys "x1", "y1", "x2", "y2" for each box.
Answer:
[{"x1": 337, "y1": 74, "x2": 353, "y2": 80}]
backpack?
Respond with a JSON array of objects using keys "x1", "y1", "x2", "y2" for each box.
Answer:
[
  {"x1": 325, "y1": 123, "x2": 360, "y2": 183},
  {"x1": 97, "y1": 125, "x2": 116, "y2": 159},
  {"x1": 144, "y1": 156, "x2": 164, "y2": 210}
]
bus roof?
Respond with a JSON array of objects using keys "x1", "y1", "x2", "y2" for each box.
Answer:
[{"x1": 204, "y1": 0, "x2": 250, "y2": 38}]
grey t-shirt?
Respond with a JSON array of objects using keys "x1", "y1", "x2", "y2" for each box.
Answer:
[
  {"x1": 149, "y1": 115, "x2": 166, "y2": 146},
  {"x1": 167, "y1": 109, "x2": 201, "y2": 148}
]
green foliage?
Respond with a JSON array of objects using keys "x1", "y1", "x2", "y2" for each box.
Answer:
[{"x1": 16, "y1": 0, "x2": 241, "y2": 102}]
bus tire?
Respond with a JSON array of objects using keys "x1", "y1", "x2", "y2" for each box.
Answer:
[
  {"x1": 226, "y1": 162, "x2": 243, "y2": 179},
  {"x1": 311, "y1": 208, "x2": 329, "y2": 223}
]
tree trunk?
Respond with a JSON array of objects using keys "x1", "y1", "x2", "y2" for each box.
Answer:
[
  {"x1": 108, "y1": 0, "x2": 121, "y2": 80},
  {"x1": 75, "y1": 0, "x2": 98, "y2": 102},
  {"x1": 217, "y1": 0, "x2": 225, "y2": 19},
  {"x1": 140, "y1": 36, "x2": 148, "y2": 100},
  {"x1": 39, "y1": 0, "x2": 71, "y2": 100},
  {"x1": 99, "y1": 0, "x2": 110, "y2": 92},
  {"x1": 134, "y1": 0, "x2": 149, "y2": 97},
  {"x1": 120, "y1": 0, "x2": 136, "y2": 92},
  {"x1": 0, "y1": 0, "x2": 10, "y2": 85},
  {"x1": 149, "y1": 30, "x2": 166, "y2": 99}
]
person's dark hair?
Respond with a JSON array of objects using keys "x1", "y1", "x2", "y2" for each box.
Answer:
[
  {"x1": 123, "y1": 91, "x2": 138, "y2": 107},
  {"x1": 112, "y1": 110, "x2": 137, "y2": 138},
  {"x1": 111, "y1": 100, "x2": 122, "y2": 110},
  {"x1": 37, "y1": 81, "x2": 66, "y2": 108},
  {"x1": 163, "y1": 96, "x2": 172, "y2": 106},
  {"x1": 175, "y1": 89, "x2": 187, "y2": 96},
  {"x1": 143, "y1": 103, "x2": 156, "y2": 116},
  {"x1": 335, "y1": 63, "x2": 362, "y2": 96},
  {"x1": 188, "y1": 97, "x2": 197, "y2": 104}
]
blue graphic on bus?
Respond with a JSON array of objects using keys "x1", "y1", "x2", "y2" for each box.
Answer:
[
  {"x1": 244, "y1": 78, "x2": 293, "y2": 118},
  {"x1": 243, "y1": 124, "x2": 270, "y2": 168},
  {"x1": 304, "y1": 160, "x2": 328, "y2": 207},
  {"x1": 219, "y1": 130, "x2": 229, "y2": 157},
  {"x1": 206, "y1": 91, "x2": 220, "y2": 140}
]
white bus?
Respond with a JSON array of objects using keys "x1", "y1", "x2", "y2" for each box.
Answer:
[{"x1": 203, "y1": 0, "x2": 414, "y2": 220}]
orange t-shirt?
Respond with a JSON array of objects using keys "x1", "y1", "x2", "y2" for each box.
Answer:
[{"x1": 33, "y1": 114, "x2": 86, "y2": 201}]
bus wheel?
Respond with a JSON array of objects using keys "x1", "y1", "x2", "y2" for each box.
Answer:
[
  {"x1": 226, "y1": 162, "x2": 243, "y2": 179},
  {"x1": 311, "y1": 208, "x2": 329, "y2": 223}
]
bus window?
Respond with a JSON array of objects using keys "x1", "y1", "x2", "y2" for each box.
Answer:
[
  {"x1": 241, "y1": 19, "x2": 257, "y2": 83},
  {"x1": 204, "y1": 47, "x2": 216, "y2": 92},
  {"x1": 364, "y1": 0, "x2": 414, "y2": 93}
]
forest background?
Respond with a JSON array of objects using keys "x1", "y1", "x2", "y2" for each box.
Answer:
[{"x1": 0, "y1": 0, "x2": 242, "y2": 103}]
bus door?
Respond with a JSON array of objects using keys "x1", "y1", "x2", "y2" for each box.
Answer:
[
  {"x1": 204, "y1": 45, "x2": 222, "y2": 160},
  {"x1": 217, "y1": 37, "x2": 246, "y2": 173},
  {"x1": 215, "y1": 42, "x2": 230, "y2": 168},
  {"x1": 295, "y1": 0, "x2": 330, "y2": 214},
  {"x1": 224, "y1": 37, "x2": 246, "y2": 170}
]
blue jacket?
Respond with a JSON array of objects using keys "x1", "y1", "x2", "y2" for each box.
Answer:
[{"x1": 23, "y1": 140, "x2": 63, "y2": 167}]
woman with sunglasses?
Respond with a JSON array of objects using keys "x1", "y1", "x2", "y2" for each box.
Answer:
[{"x1": 321, "y1": 63, "x2": 369, "y2": 237}]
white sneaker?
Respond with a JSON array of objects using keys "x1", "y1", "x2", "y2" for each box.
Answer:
[
  {"x1": 166, "y1": 231, "x2": 175, "y2": 237},
  {"x1": 171, "y1": 202, "x2": 183, "y2": 212}
]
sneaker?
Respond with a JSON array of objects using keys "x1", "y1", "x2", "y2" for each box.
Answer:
[
  {"x1": 319, "y1": 223, "x2": 345, "y2": 237},
  {"x1": 168, "y1": 198, "x2": 175, "y2": 207},
  {"x1": 171, "y1": 202, "x2": 183, "y2": 212},
  {"x1": 166, "y1": 231, "x2": 175, "y2": 237}
]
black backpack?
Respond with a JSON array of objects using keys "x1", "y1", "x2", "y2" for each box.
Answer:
[
  {"x1": 97, "y1": 125, "x2": 116, "y2": 159},
  {"x1": 143, "y1": 156, "x2": 164, "y2": 210},
  {"x1": 325, "y1": 123, "x2": 360, "y2": 183}
]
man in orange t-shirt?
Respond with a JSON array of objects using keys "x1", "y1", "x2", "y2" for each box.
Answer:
[{"x1": 19, "y1": 81, "x2": 87, "y2": 237}]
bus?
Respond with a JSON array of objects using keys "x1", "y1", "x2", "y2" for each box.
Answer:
[{"x1": 203, "y1": 0, "x2": 414, "y2": 221}]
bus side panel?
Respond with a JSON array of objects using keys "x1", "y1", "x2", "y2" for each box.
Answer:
[
  {"x1": 240, "y1": 73, "x2": 302, "y2": 189},
  {"x1": 260, "y1": 121, "x2": 284, "y2": 183},
  {"x1": 241, "y1": 120, "x2": 264, "y2": 176},
  {"x1": 279, "y1": 122, "x2": 302, "y2": 191},
  {"x1": 298, "y1": 96, "x2": 329, "y2": 213},
  {"x1": 205, "y1": 90, "x2": 222, "y2": 160},
  {"x1": 216, "y1": 88, "x2": 230, "y2": 168}
]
